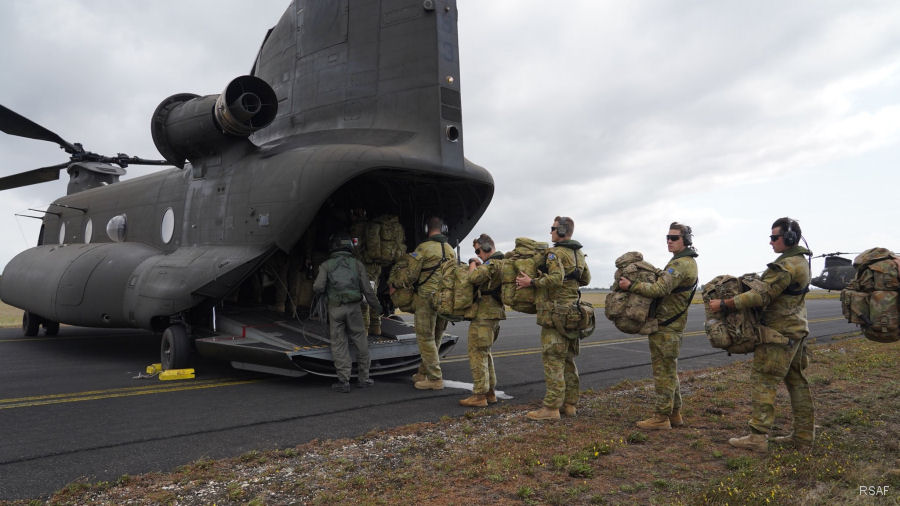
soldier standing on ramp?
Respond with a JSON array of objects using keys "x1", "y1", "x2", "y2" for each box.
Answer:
[
  {"x1": 709, "y1": 217, "x2": 814, "y2": 452},
  {"x1": 618, "y1": 222, "x2": 698, "y2": 429},
  {"x1": 313, "y1": 232, "x2": 382, "y2": 393},
  {"x1": 516, "y1": 216, "x2": 591, "y2": 420}
]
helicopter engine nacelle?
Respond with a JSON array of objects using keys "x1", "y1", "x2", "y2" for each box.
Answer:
[{"x1": 150, "y1": 75, "x2": 277, "y2": 168}]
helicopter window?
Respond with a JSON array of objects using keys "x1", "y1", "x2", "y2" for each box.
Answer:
[
  {"x1": 84, "y1": 219, "x2": 93, "y2": 244},
  {"x1": 106, "y1": 214, "x2": 127, "y2": 242},
  {"x1": 58, "y1": 222, "x2": 66, "y2": 245},
  {"x1": 161, "y1": 208, "x2": 175, "y2": 244}
]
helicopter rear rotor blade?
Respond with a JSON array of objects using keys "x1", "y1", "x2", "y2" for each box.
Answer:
[
  {"x1": 0, "y1": 104, "x2": 78, "y2": 154},
  {"x1": 0, "y1": 162, "x2": 69, "y2": 192}
]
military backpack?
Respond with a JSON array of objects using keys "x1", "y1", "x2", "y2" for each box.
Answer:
[
  {"x1": 432, "y1": 260, "x2": 478, "y2": 322},
  {"x1": 388, "y1": 253, "x2": 420, "y2": 312},
  {"x1": 604, "y1": 251, "x2": 660, "y2": 334},
  {"x1": 325, "y1": 255, "x2": 363, "y2": 305},
  {"x1": 500, "y1": 237, "x2": 548, "y2": 314},
  {"x1": 365, "y1": 214, "x2": 406, "y2": 265},
  {"x1": 840, "y1": 247, "x2": 900, "y2": 343},
  {"x1": 702, "y1": 273, "x2": 788, "y2": 354}
]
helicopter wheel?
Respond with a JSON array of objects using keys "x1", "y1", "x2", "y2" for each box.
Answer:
[
  {"x1": 23, "y1": 311, "x2": 42, "y2": 337},
  {"x1": 43, "y1": 321, "x2": 60, "y2": 336},
  {"x1": 160, "y1": 324, "x2": 192, "y2": 370}
]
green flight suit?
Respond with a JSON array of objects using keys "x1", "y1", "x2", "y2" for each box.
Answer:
[
  {"x1": 733, "y1": 245, "x2": 814, "y2": 440},
  {"x1": 466, "y1": 252, "x2": 507, "y2": 395},
  {"x1": 534, "y1": 240, "x2": 591, "y2": 409},
  {"x1": 409, "y1": 234, "x2": 455, "y2": 380},
  {"x1": 629, "y1": 247, "x2": 698, "y2": 415},
  {"x1": 313, "y1": 251, "x2": 382, "y2": 383}
]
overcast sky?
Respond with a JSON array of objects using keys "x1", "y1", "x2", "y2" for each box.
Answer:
[{"x1": 2, "y1": 0, "x2": 900, "y2": 288}]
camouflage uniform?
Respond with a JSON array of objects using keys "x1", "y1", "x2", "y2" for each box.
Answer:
[
  {"x1": 628, "y1": 248, "x2": 698, "y2": 415},
  {"x1": 349, "y1": 217, "x2": 383, "y2": 335},
  {"x1": 732, "y1": 245, "x2": 813, "y2": 440},
  {"x1": 313, "y1": 250, "x2": 382, "y2": 383},
  {"x1": 466, "y1": 251, "x2": 506, "y2": 395},
  {"x1": 534, "y1": 240, "x2": 591, "y2": 409},
  {"x1": 410, "y1": 234, "x2": 455, "y2": 380}
]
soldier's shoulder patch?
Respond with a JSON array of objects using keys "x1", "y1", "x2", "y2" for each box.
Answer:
[
  {"x1": 547, "y1": 253, "x2": 557, "y2": 261},
  {"x1": 410, "y1": 252, "x2": 419, "y2": 258},
  {"x1": 667, "y1": 267, "x2": 675, "y2": 274}
]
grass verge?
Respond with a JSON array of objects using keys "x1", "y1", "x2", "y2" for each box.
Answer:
[{"x1": 12, "y1": 337, "x2": 898, "y2": 505}]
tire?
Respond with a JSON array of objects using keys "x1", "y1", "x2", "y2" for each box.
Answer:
[
  {"x1": 23, "y1": 312, "x2": 41, "y2": 337},
  {"x1": 160, "y1": 324, "x2": 192, "y2": 370},
  {"x1": 43, "y1": 321, "x2": 60, "y2": 336}
]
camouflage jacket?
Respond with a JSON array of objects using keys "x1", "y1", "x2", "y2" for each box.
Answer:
[
  {"x1": 629, "y1": 247, "x2": 698, "y2": 333},
  {"x1": 467, "y1": 252, "x2": 507, "y2": 321},
  {"x1": 733, "y1": 246, "x2": 811, "y2": 341},
  {"x1": 410, "y1": 234, "x2": 455, "y2": 297},
  {"x1": 534, "y1": 240, "x2": 591, "y2": 304}
]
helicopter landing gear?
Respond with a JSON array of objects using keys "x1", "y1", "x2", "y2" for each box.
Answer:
[
  {"x1": 43, "y1": 320, "x2": 60, "y2": 336},
  {"x1": 23, "y1": 311, "x2": 41, "y2": 337},
  {"x1": 161, "y1": 324, "x2": 193, "y2": 370}
]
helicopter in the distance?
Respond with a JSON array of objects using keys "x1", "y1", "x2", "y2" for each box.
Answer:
[
  {"x1": 810, "y1": 252, "x2": 856, "y2": 291},
  {"x1": 0, "y1": 0, "x2": 493, "y2": 377}
]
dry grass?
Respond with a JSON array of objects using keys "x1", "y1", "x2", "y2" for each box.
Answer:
[
  {"x1": 18, "y1": 337, "x2": 898, "y2": 505},
  {"x1": 0, "y1": 301, "x2": 22, "y2": 328}
]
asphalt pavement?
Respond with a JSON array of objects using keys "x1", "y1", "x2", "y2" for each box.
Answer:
[{"x1": 0, "y1": 298, "x2": 860, "y2": 499}]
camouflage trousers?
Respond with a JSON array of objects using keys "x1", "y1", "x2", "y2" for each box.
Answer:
[
  {"x1": 648, "y1": 331, "x2": 682, "y2": 415},
  {"x1": 540, "y1": 326, "x2": 580, "y2": 409},
  {"x1": 414, "y1": 295, "x2": 448, "y2": 380},
  {"x1": 360, "y1": 302, "x2": 382, "y2": 336},
  {"x1": 467, "y1": 319, "x2": 500, "y2": 394},
  {"x1": 749, "y1": 337, "x2": 814, "y2": 438},
  {"x1": 328, "y1": 303, "x2": 370, "y2": 383}
]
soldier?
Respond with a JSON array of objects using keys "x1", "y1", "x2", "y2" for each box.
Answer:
[
  {"x1": 516, "y1": 216, "x2": 591, "y2": 420},
  {"x1": 618, "y1": 222, "x2": 698, "y2": 429},
  {"x1": 313, "y1": 232, "x2": 382, "y2": 393},
  {"x1": 407, "y1": 216, "x2": 455, "y2": 390},
  {"x1": 349, "y1": 208, "x2": 383, "y2": 335},
  {"x1": 709, "y1": 217, "x2": 813, "y2": 452},
  {"x1": 459, "y1": 234, "x2": 506, "y2": 407}
]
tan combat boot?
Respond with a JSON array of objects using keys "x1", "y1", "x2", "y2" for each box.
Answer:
[
  {"x1": 485, "y1": 390, "x2": 498, "y2": 404},
  {"x1": 414, "y1": 378, "x2": 444, "y2": 390},
  {"x1": 728, "y1": 433, "x2": 768, "y2": 452},
  {"x1": 459, "y1": 394, "x2": 488, "y2": 407},
  {"x1": 411, "y1": 372, "x2": 426, "y2": 383},
  {"x1": 771, "y1": 431, "x2": 814, "y2": 446},
  {"x1": 560, "y1": 403, "x2": 577, "y2": 417},
  {"x1": 669, "y1": 409, "x2": 685, "y2": 427},
  {"x1": 526, "y1": 406, "x2": 561, "y2": 421},
  {"x1": 636, "y1": 414, "x2": 671, "y2": 430}
]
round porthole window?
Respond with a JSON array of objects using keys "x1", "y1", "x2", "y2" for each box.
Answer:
[
  {"x1": 58, "y1": 222, "x2": 66, "y2": 244},
  {"x1": 84, "y1": 218, "x2": 93, "y2": 244},
  {"x1": 161, "y1": 208, "x2": 175, "y2": 244},
  {"x1": 106, "y1": 214, "x2": 127, "y2": 242}
]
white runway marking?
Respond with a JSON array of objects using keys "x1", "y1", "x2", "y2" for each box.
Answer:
[{"x1": 441, "y1": 379, "x2": 514, "y2": 399}]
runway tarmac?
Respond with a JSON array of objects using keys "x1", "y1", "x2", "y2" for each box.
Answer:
[{"x1": 0, "y1": 298, "x2": 860, "y2": 499}]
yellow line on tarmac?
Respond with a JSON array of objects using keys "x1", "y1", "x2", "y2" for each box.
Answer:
[{"x1": 0, "y1": 378, "x2": 262, "y2": 410}]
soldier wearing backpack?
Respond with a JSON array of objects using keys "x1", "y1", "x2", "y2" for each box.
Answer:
[
  {"x1": 459, "y1": 234, "x2": 506, "y2": 407},
  {"x1": 618, "y1": 222, "x2": 698, "y2": 430},
  {"x1": 405, "y1": 216, "x2": 456, "y2": 390},
  {"x1": 313, "y1": 232, "x2": 382, "y2": 393},
  {"x1": 516, "y1": 216, "x2": 591, "y2": 421},
  {"x1": 709, "y1": 217, "x2": 813, "y2": 452}
]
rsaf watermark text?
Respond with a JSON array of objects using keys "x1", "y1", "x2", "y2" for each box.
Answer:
[{"x1": 859, "y1": 485, "x2": 890, "y2": 496}]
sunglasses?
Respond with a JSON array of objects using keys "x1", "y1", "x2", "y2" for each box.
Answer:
[
  {"x1": 474, "y1": 248, "x2": 482, "y2": 254},
  {"x1": 550, "y1": 226, "x2": 558, "y2": 233},
  {"x1": 769, "y1": 234, "x2": 782, "y2": 242},
  {"x1": 666, "y1": 235, "x2": 682, "y2": 241}
]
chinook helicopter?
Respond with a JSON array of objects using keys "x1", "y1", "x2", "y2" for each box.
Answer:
[
  {"x1": 0, "y1": 0, "x2": 493, "y2": 377},
  {"x1": 810, "y1": 252, "x2": 856, "y2": 291}
]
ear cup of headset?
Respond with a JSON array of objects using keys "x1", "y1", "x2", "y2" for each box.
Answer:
[
  {"x1": 556, "y1": 223, "x2": 568, "y2": 237},
  {"x1": 683, "y1": 227, "x2": 693, "y2": 246}
]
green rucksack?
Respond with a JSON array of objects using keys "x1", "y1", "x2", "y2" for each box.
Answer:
[
  {"x1": 604, "y1": 251, "x2": 659, "y2": 334},
  {"x1": 326, "y1": 255, "x2": 363, "y2": 305},
  {"x1": 840, "y1": 247, "x2": 900, "y2": 343},
  {"x1": 432, "y1": 260, "x2": 477, "y2": 322},
  {"x1": 702, "y1": 273, "x2": 788, "y2": 354},
  {"x1": 500, "y1": 237, "x2": 548, "y2": 314},
  {"x1": 365, "y1": 215, "x2": 406, "y2": 265},
  {"x1": 388, "y1": 253, "x2": 419, "y2": 312}
]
